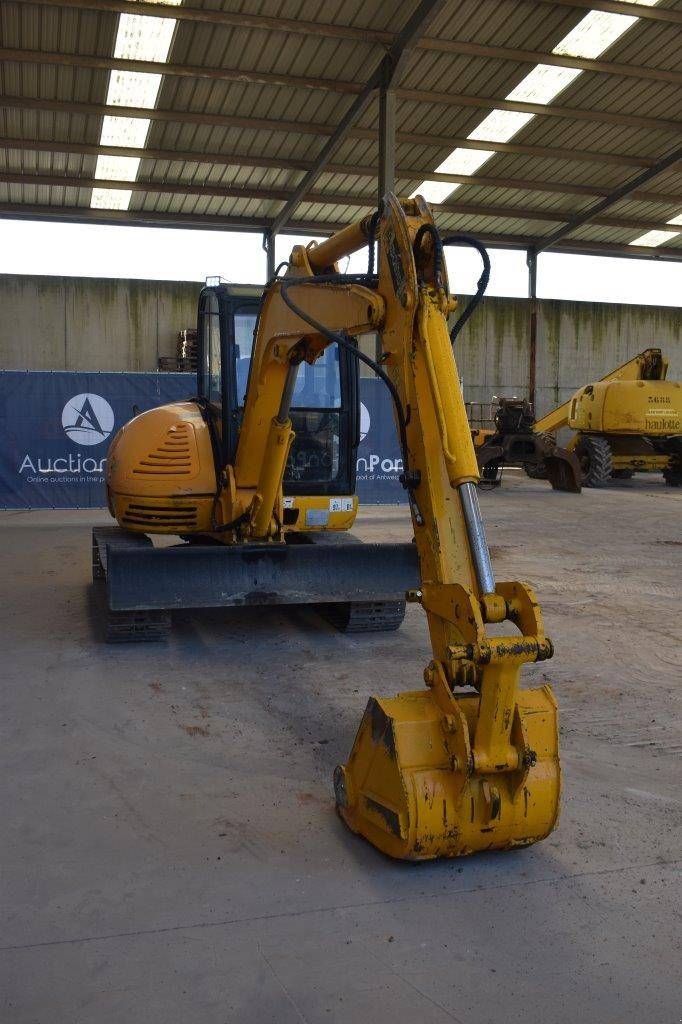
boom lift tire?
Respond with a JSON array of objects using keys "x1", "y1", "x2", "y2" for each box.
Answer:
[
  {"x1": 663, "y1": 459, "x2": 682, "y2": 487},
  {"x1": 576, "y1": 434, "x2": 612, "y2": 487}
]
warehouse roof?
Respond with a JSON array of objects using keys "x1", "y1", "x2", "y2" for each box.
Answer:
[{"x1": 0, "y1": 0, "x2": 680, "y2": 260}]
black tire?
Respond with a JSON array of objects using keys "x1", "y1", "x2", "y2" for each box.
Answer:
[
  {"x1": 663, "y1": 460, "x2": 682, "y2": 487},
  {"x1": 482, "y1": 461, "x2": 500, "y2": 482},
  {"x1": 576, "y1": 435, "x2": 612, "y2": 488},
  {"x1": 611, "y1": 469, "x2": 635, "y2": 480}
]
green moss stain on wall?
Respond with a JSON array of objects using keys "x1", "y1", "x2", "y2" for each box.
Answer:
[{"x1": 2, "y1": 276, "x2": 680, "y2": 382}]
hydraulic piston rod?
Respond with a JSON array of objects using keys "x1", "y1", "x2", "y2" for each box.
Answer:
[{"x1": 459, "y1": 480, "x2": 496, "y2": 596}]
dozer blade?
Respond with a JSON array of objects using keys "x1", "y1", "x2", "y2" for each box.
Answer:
[
  {"x1": 95, "y1": 527, "x2": 418, "y2": 611},
  {"x1": 334, "y1": 685, "x2": 560, "y2": 860}
]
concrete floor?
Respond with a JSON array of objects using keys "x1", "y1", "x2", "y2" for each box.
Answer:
[{"x1": 1, "y1": 474, "x2": 680, "y2": 1024}]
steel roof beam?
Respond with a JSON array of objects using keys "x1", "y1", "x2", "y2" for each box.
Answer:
[
  {"x1": 2, "y1": 40, "x2": 679, "y2": 93},
  {"x1": 1, "y1": 201, "x2": 680, "y2": 261},
  {"x1": 2, "y1": 89, "x2": 677, "y2": 138},
  {"x1": 0, "y1": 135, "x2": 676, "y2": 203},
  {"x1": 3, "y1": 135, "x2": 680, "y2": 206},
  {"x1": 415, "y1": 40, "x2": 682, "y2": 86},
  {"x1": 535, "y1": 145, "x2": 682, "y2": 251},
  {"x1": 534, "y1": 0, "x2": 682, "y2": 27},
  {"x1": 0, "y1": 123, "x2": 656, "y2": 170},
  {"x1": 396, "y1": 90, "x2": 680, "y2": 134},
  {"x1": 10, "y1": 0, "x2": 682, "y2": 37},
  {"x1": 0, "y1": 48, "x2": 367, "y2": 95},
  {"x1": 0, "y1": 168, "x2": 676, "y2": 234}
]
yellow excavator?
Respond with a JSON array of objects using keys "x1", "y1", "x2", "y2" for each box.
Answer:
[
  {"x1": 100, "y1": 196, "x2": 560, "y2": 860},
  {"x1": 534, "y1": 348, "x2": 681, "y2": 487}
]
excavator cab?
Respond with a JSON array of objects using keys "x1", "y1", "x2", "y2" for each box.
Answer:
[
  {"x1": 100, "y1": 276, "x2": 414, "y2": 640},
  {"x1": 195, "y1": 283, "x2": 360, "y2": 524}
]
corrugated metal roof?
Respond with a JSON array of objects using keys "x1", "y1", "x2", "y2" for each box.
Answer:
[{"x1": 0, "y1": 0, "x2": 680, "y2": 258}]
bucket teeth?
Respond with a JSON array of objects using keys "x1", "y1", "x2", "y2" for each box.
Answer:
[{"x1": 335, "y1": 687, "x2": 560, "y2": 861}]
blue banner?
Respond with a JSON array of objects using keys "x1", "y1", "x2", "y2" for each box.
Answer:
[
  {"x1": 0, "y1": 372, "x2": 190, "y2": 509},
  {"x1": 0, "y1": 372, "x2": 407, "y2": 508},
  {"x1": 356, "y1": 378, "x2": 405, "y2": 503}
]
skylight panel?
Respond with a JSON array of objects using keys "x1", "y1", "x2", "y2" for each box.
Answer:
[
  {"x1": 553, "y1": 10, "x2": 637, "y2": 58},
  {"x1": 414, "y1": 181, "x2": 463, "y2": 204},
  {"x1": 91, "y1": 187, "x2": 134, "y2": 210},
  {"x1": 437, "y1": 148, "x2": 496, "y2": 177},
  {"x1": 95, "y1": 155, "x2": 141, "y2": 181},
  {"x1": 628, "y1": 201, "x2": 681, "y2": 247},
  {"x1": 468, "y1": 109, "x2": 535, "y2": 143},
  {"x1": 409, "y1": 149, "x2": 494, "y2": 203},
  {"x1": 107, "y1": 70, "x2": 163, "y2": 109},
  {"x1": 506, "y1": 65, "x2": 583, "y2": 105},
  {"x1": 410, "y1": 1, "x2": 661, "y2": 209},
  {"x1": 114, "y1": 13, "x2": 177, "y2": 62},
  {"x1": 91, "y1": 4, "x2": 178, "y2": 211},
  {"x1": 100, "y1": 115, "x2": 151, "y2": 149},
  {"x1": 629, "y1": 229, "x2": 679, "y2": 247}
]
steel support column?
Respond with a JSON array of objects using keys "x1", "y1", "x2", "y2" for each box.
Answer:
[
  {"x1": 264, "y1": 230, "x2": 276, "y2": 281},
  {"x1": 378, "y1": 69, "x2": 396, "y2": 204},
  {"x1": 527, "y1": 248, "x2": 538, "y2": 409},
  {"x1": 268, "y1": 0, "x2": 446, "y2": 236}
]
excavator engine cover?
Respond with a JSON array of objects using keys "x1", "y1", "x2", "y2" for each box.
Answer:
[{"x1": 335, "y1": 685, "x2": 559, "y2": 860}]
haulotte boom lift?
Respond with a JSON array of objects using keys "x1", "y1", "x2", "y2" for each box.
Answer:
[
  {"x1": 534, "y1": 348, "x2": 681, "y2": 487},
  {"x1": 104, "y1": 196, "x2": 560, "y2": 859}
]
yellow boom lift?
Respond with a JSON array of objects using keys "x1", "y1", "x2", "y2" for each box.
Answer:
[
  {"x1": 534, "y1": 348, "x2": 681, "y2": 487},
  {"x1": 102, "y1": 196, "x2": 560, "y2": 859}
]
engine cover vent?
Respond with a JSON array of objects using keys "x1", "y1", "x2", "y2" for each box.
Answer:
[{"x1": 133, "y1": 423, "x2": 194, "y2": 476}]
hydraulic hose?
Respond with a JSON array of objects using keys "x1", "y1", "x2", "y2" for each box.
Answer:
[{"x1": 440, "y1": 234, "x2": 491, "y2": 344}]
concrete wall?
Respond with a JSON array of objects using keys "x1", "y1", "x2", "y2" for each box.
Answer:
[
  {"x1": 456, "y1": 294, "x2": 681, "y2": 418},
  {"x1": 0, "y1": 274, "x2": 680, "y2": 418},
  {"x1": 0, "y1": 275, "x2": 198, "y2": 372}
]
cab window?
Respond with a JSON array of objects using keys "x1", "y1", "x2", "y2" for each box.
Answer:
[{"x1": 234, "y1": 306, "x2": 258, "y2": 404}]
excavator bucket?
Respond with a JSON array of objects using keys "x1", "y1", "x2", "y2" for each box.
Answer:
[{"x1": 335, "y1": 684, "x2": 559, "y2": 860}]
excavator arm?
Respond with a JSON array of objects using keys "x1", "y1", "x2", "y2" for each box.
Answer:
[{"x1": 238, "y1": 195, "x2": 560, "y2": 859}]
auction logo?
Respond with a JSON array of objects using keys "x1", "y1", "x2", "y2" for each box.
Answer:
[
  {"x1": 62, "y1": 393, "x2": 114, "y2": 446},
  {"x1": 359, "y1": 402, "x2": 370, "y2": 442}
]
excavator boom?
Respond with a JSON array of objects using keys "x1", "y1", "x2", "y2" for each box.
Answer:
[{"x1": 247, "y1": 196, "x2": 560, "y2": 859}]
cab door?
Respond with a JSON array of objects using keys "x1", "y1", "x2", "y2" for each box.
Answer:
[
  {"x1": 196, "y1": 288, "x2": 224, "y2": 456},
  {"x1": 200, "y1": 286, "x2": 359, "y2": 498}
]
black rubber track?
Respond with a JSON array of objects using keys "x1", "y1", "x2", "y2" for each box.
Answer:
[{"x1": 320, "y1": 600, "x2": 406, "y2": 633}]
